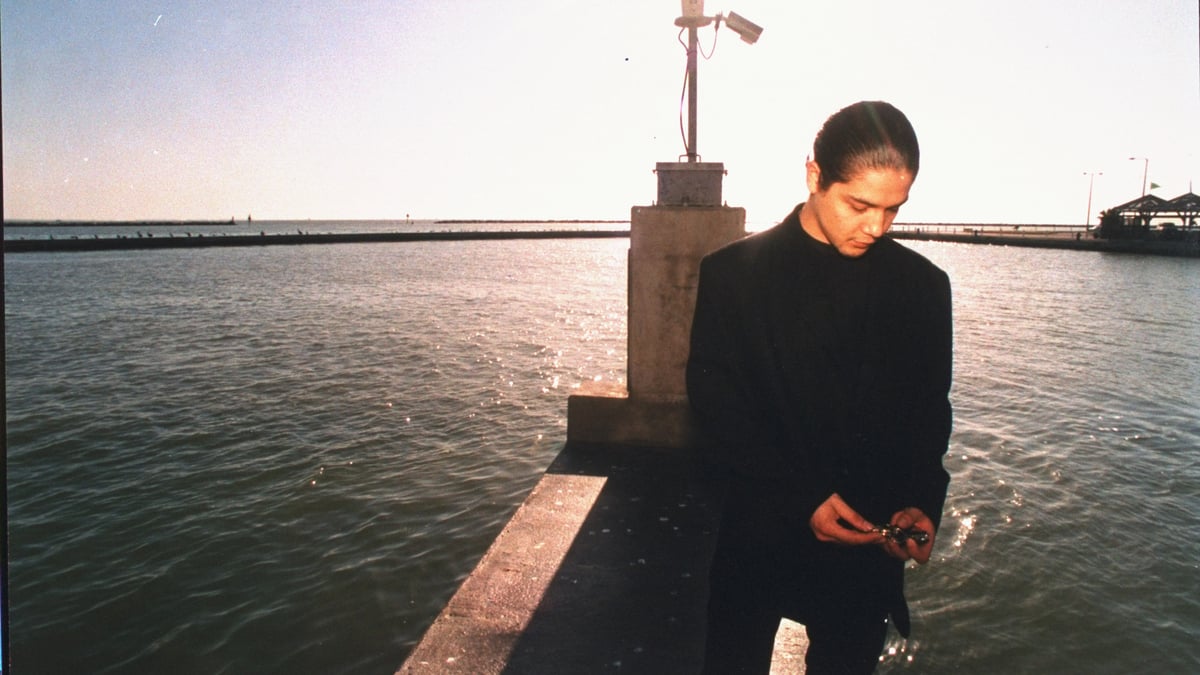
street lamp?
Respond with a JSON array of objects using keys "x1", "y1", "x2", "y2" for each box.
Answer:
[
  {"x1": 1128, "y1": 156, "x2": 1149, "y2": 196},
  {"x1": 675, "y1": 2, "x2": 762, "y2": 162},
  {"x1": 1084, "y1": 171, "x2": 1102, "y2": 227}
]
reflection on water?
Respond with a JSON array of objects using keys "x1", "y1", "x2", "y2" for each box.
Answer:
[{"x1": 887, "y1": 242, "x2": 1200, "y2": 674}]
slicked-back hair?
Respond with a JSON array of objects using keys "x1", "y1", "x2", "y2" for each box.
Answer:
[{"x1": 812, "y1": 101, "x2": 920, "y2": 191}]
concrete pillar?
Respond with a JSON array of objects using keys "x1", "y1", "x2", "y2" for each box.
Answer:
[
  {"x1": 628, "y1": 205, "x2": 745, "y2": 400},
  {"x1": 567, "y1": 204, "x2": 744, "y2": 448}
]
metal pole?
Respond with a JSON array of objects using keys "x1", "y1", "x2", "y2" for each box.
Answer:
[
  {"x1": 1084, "y1": 172, "x2": 1101, "y2": 226},
  {"x1": 1086, "y1": 174, "x2": 1092, "y2": 226},
  {"x1": 1129, "y1": 157, "x2": 1148, "y2": 196},
  {"x1": 687, "y1": 26, "x2": 698, "y2": 162}
]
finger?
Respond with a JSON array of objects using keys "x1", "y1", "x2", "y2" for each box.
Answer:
[
  {"x1": 883, "y1": 539, "x2": 911, "y2": 561},
  {"x1": 811, "y1": 494, "x2": 882, "y2": 546},
  {"x1": 890, "y1": 509, "x2": 920, "y2": 529},
  {"x1": 817, "y1": 518, "x2": 880, "y2": 545},
  {"x1": 832, "y1": 498, "x2": 875, "y2": 533},
  {"x1": 908, "y1": 540, "x2": 931, "y2": 564},
  {"x1": 839, "y1": 529, "x2": 885, "y2": 546},
  {"x1": 893, "y1": 507, "x2": 933, "y2": 531}
]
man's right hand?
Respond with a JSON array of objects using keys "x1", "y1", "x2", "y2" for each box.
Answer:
[{"x1": 809, "y1": 493, "x2": 882, "y2": 546}]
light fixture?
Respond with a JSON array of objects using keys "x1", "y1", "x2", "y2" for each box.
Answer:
[
  {"x1": 723, "y1": 12, "x2": 762, "y2": 44},
  {"x1": 656, "y1": 3, "x2": 763, "y2": 208},
  {"x1": 673, "y1": 5, "x2": 764, "y2": 162}
]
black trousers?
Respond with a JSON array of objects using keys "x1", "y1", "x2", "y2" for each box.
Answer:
[{"x1": 700, "y1": 495, "x2": 896, "y2": 675}]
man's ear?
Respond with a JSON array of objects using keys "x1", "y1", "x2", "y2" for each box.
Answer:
[{"x1": 805, "y1": 160, "x2": 822, "y2": 194}]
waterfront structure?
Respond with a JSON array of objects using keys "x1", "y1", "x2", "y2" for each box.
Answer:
[
  {"x1": 399, "y1": 7, "x2": 770, "y2": 671},
  {"x1": 398, "y1": 160, "x2": 748, "y2": 675},
  {"x1": 1104, "y1": 192, "x2": 1200, "y2": 232}
]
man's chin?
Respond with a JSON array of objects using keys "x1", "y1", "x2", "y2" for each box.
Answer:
[{"x1": 837, "y1": 242, "x2": 873, "y2": 258}]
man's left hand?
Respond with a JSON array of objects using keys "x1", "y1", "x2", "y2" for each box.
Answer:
[{"x1": 883, "y1": 507, "x2": 935, "y2": 563}]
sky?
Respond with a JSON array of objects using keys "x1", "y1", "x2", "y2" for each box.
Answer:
[{"x1": 2, "y1": 0, "x2": 1197, "y2": 225}]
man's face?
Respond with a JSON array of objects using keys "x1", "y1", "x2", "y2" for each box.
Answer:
[{"x1": 800, "y1": 161, "x2": 915, "y2": 258}]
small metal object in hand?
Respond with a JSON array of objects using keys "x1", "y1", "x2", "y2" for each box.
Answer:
[{"x1": 874, "y1": 524, "x2": 930, "y2": 545}]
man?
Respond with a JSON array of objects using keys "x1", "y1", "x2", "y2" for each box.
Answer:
[{"x1": 687, "y1": 100, "x2": 953, "y2": 674}]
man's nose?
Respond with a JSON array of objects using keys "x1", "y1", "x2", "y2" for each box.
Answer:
[{"x1": 863, "y1": 211, "x2": 888, "y2": 238}]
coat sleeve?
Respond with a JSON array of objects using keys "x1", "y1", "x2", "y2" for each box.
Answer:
[
  {"x1": 905, "y1": 267, "x2": 954, "y2": 530},
  {"x1": 686, "y1": 253, "x2": 835, "y2": 526}
]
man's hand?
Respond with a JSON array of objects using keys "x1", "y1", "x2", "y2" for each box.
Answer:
[
  {"x1": 809, "y1": 493, "x2": 880, "y2": 546},
  {"x1": 883, "y1": 507, "x2": 936, "y2": 564}
]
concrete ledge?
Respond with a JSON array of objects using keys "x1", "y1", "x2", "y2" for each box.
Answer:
[
  {"x1": 397, "y1": 470, "x2": 610, "y2": 673},
  {"x1": 397, "y1": 443, "x2": 724, "y2": 674},
  {"x1": 565, "y1": 383, "x2": 704, "y2": 449},
  {"x1": 398, "y1": 442, "x2": 812, "y2": 674}
]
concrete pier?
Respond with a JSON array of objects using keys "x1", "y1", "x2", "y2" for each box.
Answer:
[
  {"x1": 396, "y1": 442, "x2": 721, "y2": 674},
  {"x1": 396, "y1": 198, "x2": 816, "y2": 673},
  {"x1": 567, "y1": 204, "x2": 744, "y2": 450},
  {"x1": 397, "y1": 442, "x2": 812, "y2": 674}
]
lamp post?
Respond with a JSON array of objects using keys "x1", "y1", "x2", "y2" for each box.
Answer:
[
  {"x1": 673, "y1": 4, "x2": 762, "y2": 163},
  {"x1": 1084, "y1": 171, "x2": 1102, "y2": 227},
  {"x1": 1128, "y1": 156, "x2": 1149, "y2": 196},
  {"x1": 675, "y1": 13, "x2": 712, "y2": 163}
]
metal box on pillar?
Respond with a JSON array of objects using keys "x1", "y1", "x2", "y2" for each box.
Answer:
[{"x1": 656, "y1": 162, "x2": 725, "y2": 207}]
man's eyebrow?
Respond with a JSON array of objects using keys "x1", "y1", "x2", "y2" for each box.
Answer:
[{"x1": 847, "y1": 193, "x2": 908, "y2": 210}]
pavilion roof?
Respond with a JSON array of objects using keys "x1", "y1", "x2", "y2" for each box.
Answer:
[
  {"x1": 1164, "y1": 192, "x2": 1200, "y2": 213},
  {"x1": 1109, "y1": 192, "x2": 1199, "y2": 214},
  {"x1": 1109, "y1": 193, "x2": 1168, "y2": 212}
]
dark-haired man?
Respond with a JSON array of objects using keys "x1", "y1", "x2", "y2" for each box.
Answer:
[{"x1": 688, "y1": 100, "x2": 953, "y2": 674}]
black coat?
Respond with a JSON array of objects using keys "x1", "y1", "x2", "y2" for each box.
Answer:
[{"x1": 687, "y1": 204, "x2": 953, "y2": 633}]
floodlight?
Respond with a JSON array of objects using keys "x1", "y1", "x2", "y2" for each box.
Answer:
[
  {"x1": 671, "y1": 7, "x2": 764, "y2": 164},
  {"x1": 723, "y1": 11, "x2": 762, "y2": 44}
]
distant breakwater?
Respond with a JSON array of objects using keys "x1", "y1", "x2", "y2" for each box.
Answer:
[
  {"x1": 890, "y1": 230, "x2": 1200, "y2": 257},
  {"x1": 6, "y1": 220, "x2": 237, "y2": 228},
  {"x1": 3, "y1": 229, "x2": 631, "y2": 254},
  {"x1": 9, "y1": 226, "x2": 1197, "y2": 258}
]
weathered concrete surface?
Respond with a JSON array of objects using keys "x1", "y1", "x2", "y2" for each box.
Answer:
[
  {"x1": 398, "y1": 442, "x2": 811, "y2": 674},
  {"x1": 627, "y1": 205, "x2": 745, "y2": 401},
  {"x1": 561, "y1": 205, "x2": 746, "y2": 450},
  {"x1": 395, "y1": 202, "x2": 815, "y2": 674},
  {"x1": 771, "y1": 620, "x2": 811, "y2": 675},
  {"x1": 397, "y1": 443, "x2": 725, "y2": 674},
  {"x1": 565, "y1": 382, "x2": 703, "y2": 449}
]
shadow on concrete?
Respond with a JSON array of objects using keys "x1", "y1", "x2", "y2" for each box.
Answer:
[{"x1": 498, "y1": 443, "x2": 724, "y2": 675}]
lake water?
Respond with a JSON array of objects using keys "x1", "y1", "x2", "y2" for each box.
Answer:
[{"x1": 5, "y1": 223, "x2": 1199, "y2": 673}]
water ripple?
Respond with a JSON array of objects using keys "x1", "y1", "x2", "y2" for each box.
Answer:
[{"x1": 7, "y1": 238, "x2": 1198, "y2": 674}]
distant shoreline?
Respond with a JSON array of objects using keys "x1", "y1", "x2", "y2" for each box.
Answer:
[
  {"x1": 434, "y1": 219, "x2": 629, "y2": 225},
  {"x1": 5, "y1": 220, "x2": 237, "y2": 228},
  {"x1": 3, "y1": 229, "x2": 632, "y2": 253},
  {"x1": 6, "y1": 224, "x2": 1196, "y2": 257},
  {"x1": 4, "y1": 219, "x2": 631, "y2": 227},
  {"x1": 890, "y1": 230, "x2": 1200, "y2": 257}
]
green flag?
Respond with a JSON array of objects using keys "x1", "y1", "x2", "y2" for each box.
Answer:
[{"x1": 1150, "y1": 182, "x2": 1161, "y2": 190}]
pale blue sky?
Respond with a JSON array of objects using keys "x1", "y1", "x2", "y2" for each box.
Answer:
[{"x1": 3, "y1": 1, "x2": 1197, "y2": 224}]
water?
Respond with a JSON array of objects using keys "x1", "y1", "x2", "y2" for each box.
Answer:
[
  {"x1": 897, "y1": 244, "x2": 1200, "y2": 673},
  {"x1": 5, "y1": 227, "x2": 1199, "y2": 673}
]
